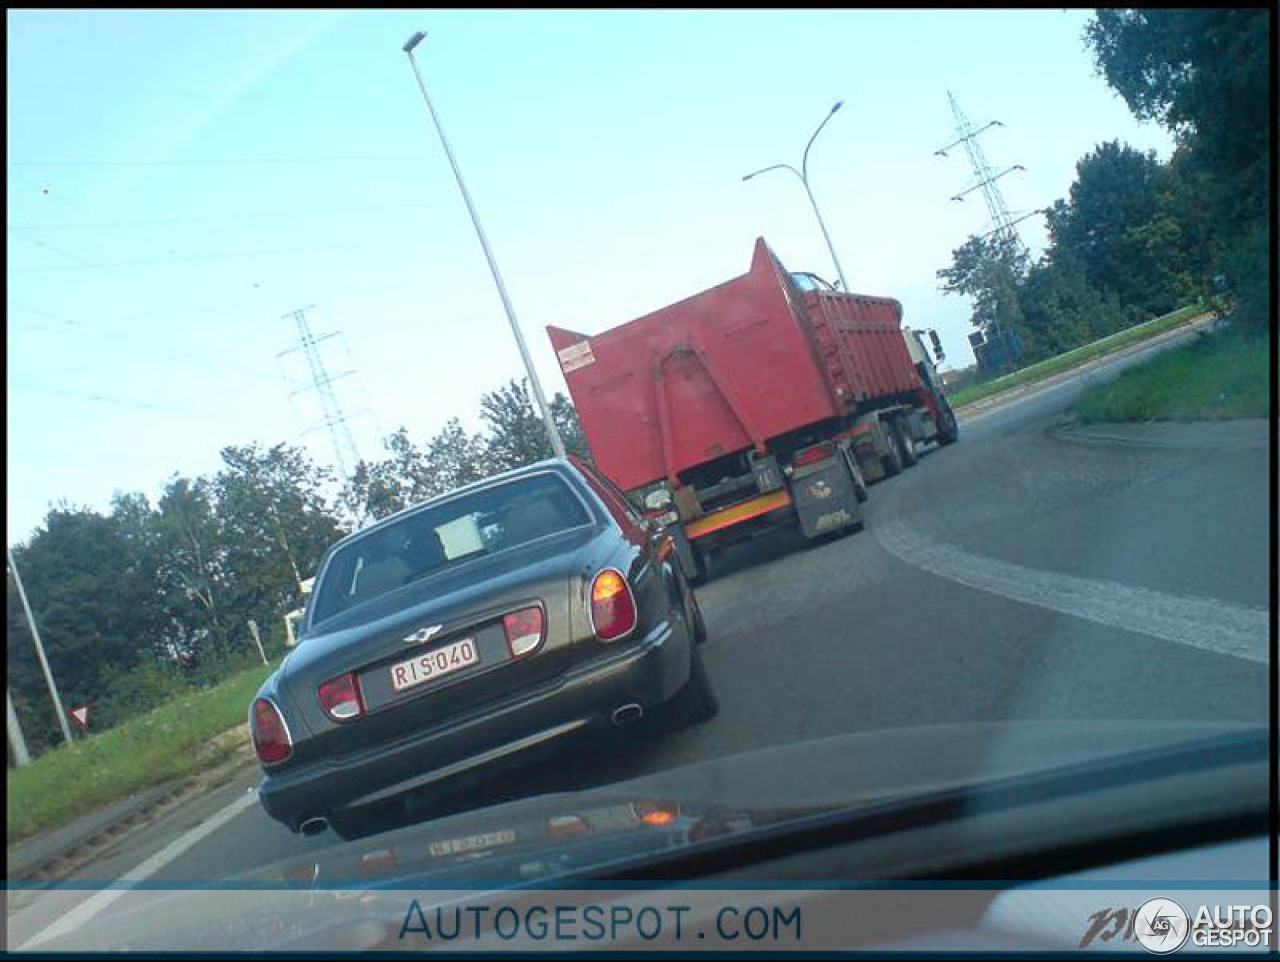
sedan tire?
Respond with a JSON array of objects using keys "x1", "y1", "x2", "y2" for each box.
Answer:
[
  {"x1": 681, "y1": 572, "x2": 708, "y2": 645},
  {"x1": 674, "y1": 646, "x2": 718, "y2": 724}
]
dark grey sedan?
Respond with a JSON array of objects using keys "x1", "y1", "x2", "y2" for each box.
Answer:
[{"x1": 250, "y1": 456, "x2": 715, "y2": 840}]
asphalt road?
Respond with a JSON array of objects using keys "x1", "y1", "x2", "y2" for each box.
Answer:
[{"x1": 9, "y1": 323, "x2": 1269, "y2": 945}]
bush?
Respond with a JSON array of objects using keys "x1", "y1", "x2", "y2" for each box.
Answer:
[{"x1": 95, "y1": 659, "x2": 193, "y2": 729}]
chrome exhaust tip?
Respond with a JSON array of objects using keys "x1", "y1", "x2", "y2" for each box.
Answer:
[
  {"x1": 299, "y1": 816, "x2": 329, "y2": 836},
  {"x1": 611, "y1": 702, "x2": 644, "y2": 726}
]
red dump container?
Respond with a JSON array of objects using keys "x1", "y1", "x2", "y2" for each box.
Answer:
[{"x1": 548, "y1": 237, "x2": 921, "y2": 493}]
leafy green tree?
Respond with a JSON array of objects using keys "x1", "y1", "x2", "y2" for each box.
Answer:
[
  {"x1": 155, "y1": 476, "x2": 225, "y2": 646},
  {"x1": 422, "y1": 418, "x2": 494, "y2": 492},
  {"x1": 1044, "y1": 141, "x2": 1204, "y2": 319},
  {"x1": 212, "y1": 444, "x2": 343, "y2": 655},
  {"x1": 481, "y1": 379, "x2": 589, "y2": 471},
  {"x1": 1086, "y1": 9, "x2": 1270, "y2": 330},
  {"x1": 6, "y1": 504, "x2": 168, "y2": 736},
  {"x1": 936, "y1": 232, "x2": 1029, "y2": 358}
]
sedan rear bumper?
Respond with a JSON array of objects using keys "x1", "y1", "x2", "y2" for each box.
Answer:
[{"x1": 257, "y1": 620, "x2": 691, "y2": 831}]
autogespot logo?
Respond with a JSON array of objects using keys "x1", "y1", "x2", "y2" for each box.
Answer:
[{"x1": 1133, "y1": 897, "x2": 1191, "y2": 954}]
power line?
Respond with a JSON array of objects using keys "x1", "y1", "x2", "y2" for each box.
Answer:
[
  {"x1": 8, "y1": 155, "x2": 432, "y2": 168},
  {"x1": 9, "y1": 237, "x2": 430, "y2": 273},
  {"x1": 8, "y1": 300, "x2": 279, "y2": 384},
  {"x1": 8, "y1": 201, "x2": 435, "y2": 232},
  {"x1": 8, "y1": 381, "x2": 219, "y2": 418}
]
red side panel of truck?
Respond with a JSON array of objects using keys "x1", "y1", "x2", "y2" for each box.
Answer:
[{"x1": 548, "y1": 237, "x2": 921, "y2": 493}]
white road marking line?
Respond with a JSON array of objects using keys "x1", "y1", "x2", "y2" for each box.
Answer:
[
  {"x1": 18, "y1": 789, "x2": 259, "y2": 950},
  {"x1": 875, "y1": 521, "x2": 1268, "y2": 665}
]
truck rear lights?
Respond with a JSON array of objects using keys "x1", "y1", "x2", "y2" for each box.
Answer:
[
  {"x1": 590, "y1": 568, "x2": 637, "y2": 641},
  {"x1": 793, "y1": 442, "x2": 836, "y2": 468},
  {"x1": 318, "y1": 671, "x2": 365, "y2": 721},
  {"x1": 250, "y1": 697, "x2": 292, "y2": 764},
  {"x1": 503, "y1": 606, "x2": 545, "y2": 658}
]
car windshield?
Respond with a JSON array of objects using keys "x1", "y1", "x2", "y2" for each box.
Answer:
[
  {"x1": 310, "y1": 472, "x2": 591, "y2": 625},
  {"x1": 5, "y1": 8, "x2": 1269, "y2": 954}
]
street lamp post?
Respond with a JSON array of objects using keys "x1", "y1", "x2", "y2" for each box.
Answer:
[
  {"x1": 7, "y1": 548, "x2": 74, "y2": 747},
  {"x1": 402, "y1": 30, "x2": 566, "y2": 460},
  {"x1": 743, "y1": 101, "x2": 851, "y2": 293}
]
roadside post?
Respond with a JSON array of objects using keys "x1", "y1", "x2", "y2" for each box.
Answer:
[
  {"x1": 247, "y1": 619, "x2": 268, "y2": 666},
  {"x1": 7, "y1": 548, "x2": 74, "y2": 746},
  {"x1": 7, "y1": 689, "x2": 31, "y2": 767}
]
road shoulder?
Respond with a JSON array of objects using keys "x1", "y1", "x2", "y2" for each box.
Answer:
[{"x1": 1049, "y1": 418, "x2": 1269, "y2": 451}]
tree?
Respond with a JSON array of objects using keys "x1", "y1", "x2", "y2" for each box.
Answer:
[
  {"x1": 1045, "y1": 141, "x2": 1202, "y2": 319},
  {"x1": 937, "y1": 232, "x2": 1029, "y2": 352},
  {"x1": 422, "y1": 418, "x2": 493, "y2": 492},
  {"x1": 480, "y1": 379, "x2": 589, "y2": 471},
  {"x1": 155, "y1": 476, "x2": 225, "y2": 645},
  {"x1": 212, "y1": 444, "x2": 343, "y2": 656},
  {"x1": 6, "y1": 505, "x2": 168, "y2": 731},
  {"x1": 1086, "y1": 9, "x2": 1270, "y2": 330}
]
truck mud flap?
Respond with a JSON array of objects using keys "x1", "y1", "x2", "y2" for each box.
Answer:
[{"x1": 790, "y1": 459, "x2": 863, "y2": 539}]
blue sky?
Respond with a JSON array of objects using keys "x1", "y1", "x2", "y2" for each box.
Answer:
[{"x1": 7, "y1": 9, "x2": 1172, "y2": 543}]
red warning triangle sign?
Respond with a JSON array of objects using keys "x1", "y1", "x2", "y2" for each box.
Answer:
[{"x1": 68, "y1": 704, "x2": 90, "y2": 731}]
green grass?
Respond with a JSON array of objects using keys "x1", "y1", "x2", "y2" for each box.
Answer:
[
  {"x1": 1074, "y1": 324, "x2": 1270, "y2": 424},
  {"x1": 8, "y1": 661, "x2": 276, "y2": 843},
  {"x1": 947, "y1": 304, "x2": 1211, "y2": 410}
]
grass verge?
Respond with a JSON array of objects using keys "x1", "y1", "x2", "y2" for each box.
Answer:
[
  {"x1": 1074, "y1": 323, "x2": 1270, "y2": 423},
  {"x1": 7, "y1": 661, "x2": 276, "y2": 843},
  {"x1": 947, "y1": 303, "x2": 1210, "y2": 410}
]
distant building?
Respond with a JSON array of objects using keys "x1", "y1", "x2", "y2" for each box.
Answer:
[{"x1": 940, "y1": 366, "x2": 976, "y2": 387}]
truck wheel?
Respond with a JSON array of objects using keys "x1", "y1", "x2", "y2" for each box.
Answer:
[
  {"x1": 881, "y1": 426, "x2": 904, "y2": 477},
  {"x1": 674, "y1": 645, "x2": 718, "y2": 725},
  {"x1": 853, "y1": 466, "x2": 869, "y2": 502},
  {"x1": 894, "y1": 419, "x2": 919, "y2": 468},
  {"x1": 844, "y1": 449, "x2": 869, "y2": 502},
  {"x1": 937, "y1": 405, "x2": 959, "y2": 446},
  {"x1": 689, "y1": 544, "x2": 712, "y2": 586}
]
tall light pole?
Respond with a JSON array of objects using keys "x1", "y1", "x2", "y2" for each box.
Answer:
[
  {"x1": 743, "y1": 101, "x2": 851, "y2": 293},
  {"x1": 402, "y1": 30, "x2": 566, "y2": 460},
  {"x1": 8, "y1": 688, "x2": 31, "y2": 767},
  {"x1": 7, "y1": 548, "x2": 74, "y2": 747}
]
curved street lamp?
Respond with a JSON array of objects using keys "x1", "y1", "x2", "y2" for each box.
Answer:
[
  {"x1": 743, "y1": 101, "x2": 850, "y2": 292},
  {"x1": 402, "y1": 30, "x2": 566, "y2": 460}
]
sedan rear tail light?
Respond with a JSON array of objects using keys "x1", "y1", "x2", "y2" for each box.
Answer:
[
  {"x1": 250, "y1": 697, "x2": 292, "y2": 765},
  {"x1": 793, "y1": 441, "x2": 835, "y2": 468},
  {"x1": 590, "y1": 568, "x2": 637, "y2": 642},
  {"x1": 318, "y1": 671, "x2": 365, "y2": 721},
  {"x1": 503, "y1": 606, "x2": 545, "y2": 658}
]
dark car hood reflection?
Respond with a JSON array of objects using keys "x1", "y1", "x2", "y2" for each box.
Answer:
[{"x1": 256, "y1": 718, "x2": 1258, "y2": 887}]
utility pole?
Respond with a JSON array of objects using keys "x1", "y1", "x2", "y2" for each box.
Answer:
[
  {"x1": 935, "y1": 91, "x2": 1028, "y2": 253},
  {"x1": 277, "y1": 305, "x2": 365, "y2": 484},
  {"x1": 935, "y1": 92, "x2": 1042, "y2": 371},
  {"x1": 7, "y1": 548, "x2": 74, "y2": 746},
  {"x1": 402, "y1": 30, "x2": 566, "y2": 460},
  {"x1": 8, "y1": 689, "x2": 31, "y2": 767}
]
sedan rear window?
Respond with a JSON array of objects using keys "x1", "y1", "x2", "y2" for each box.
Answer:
[{"x1": 309, "y1": 473, "x2": 592, "y2": 626}]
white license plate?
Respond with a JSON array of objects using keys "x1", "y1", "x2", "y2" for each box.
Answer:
[
  {"x1": 428, "y1": 829, "x2": 517, "y2": 858},
  {"x1": 390, "y1": 637, "x2": 479, "y2": 693}
]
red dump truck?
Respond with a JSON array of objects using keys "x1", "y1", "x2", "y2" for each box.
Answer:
[{"x1": 547, "y1": 238, "x2": 957, "y2": 583}]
